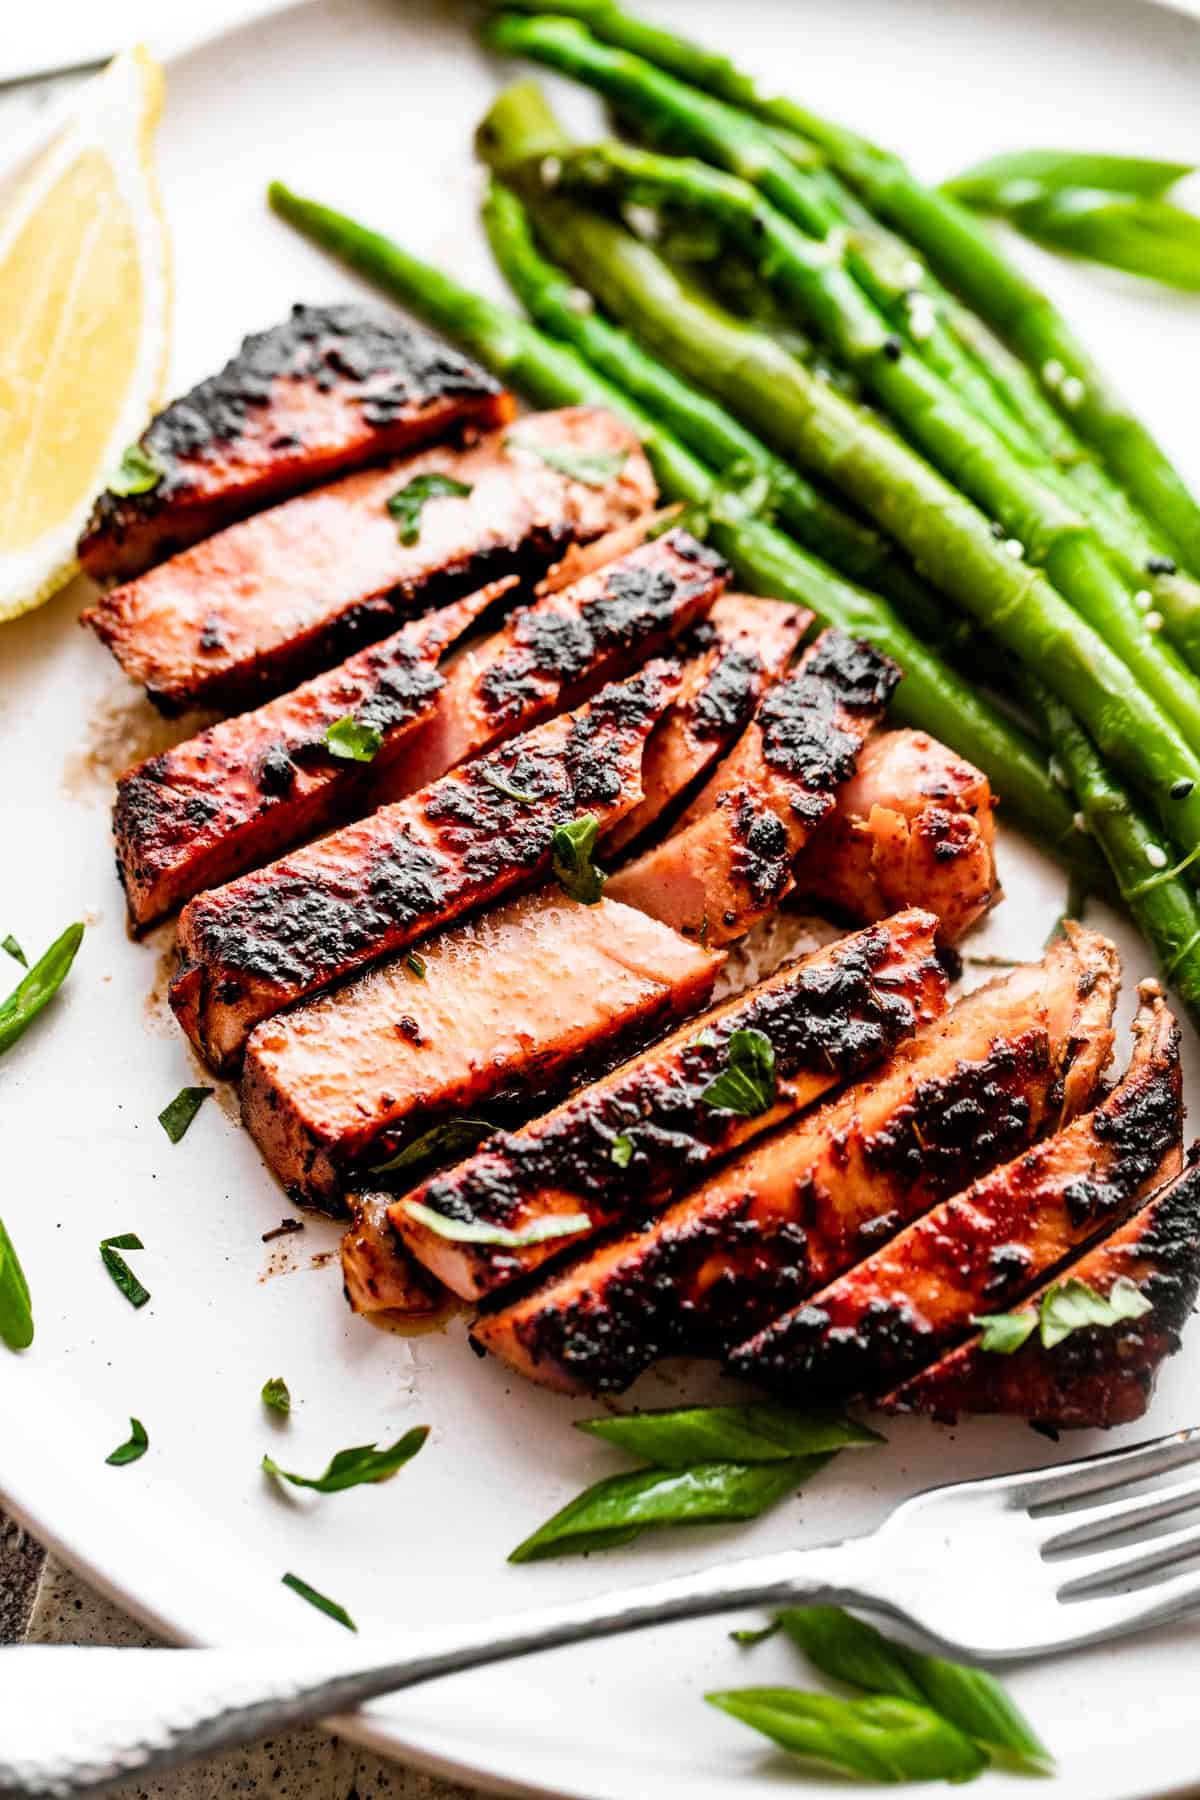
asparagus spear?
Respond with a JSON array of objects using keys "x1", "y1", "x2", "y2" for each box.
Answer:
[
  {"x1": 477, "y1": 45, "x2": 1200, "y2": 755},
  {"x1": 266, "y1": 179, "x2": 1094, "y2": 877},
  {"x1": 467, "y1": 186, "x2": 1200, "y2": 848},
  {"x1": 481, "y1": 170, "x2": 949, "y2": 642},
  {"x1": 1028, "y1": 679, "x2": 1200, "y2": 1025},
  {"x1": 487, "y1": 2, "x2": 1200, "y2": 576}
]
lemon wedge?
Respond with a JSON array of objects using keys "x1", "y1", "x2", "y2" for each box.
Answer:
[{"x1": 0, "y1": 46, "x2": 171, "y2": 623}]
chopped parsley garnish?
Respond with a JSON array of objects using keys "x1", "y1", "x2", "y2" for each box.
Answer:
[
  {"x1": 263, "y1": 1426, "x2": 429, "y2": 1494},
  {"x1": 157, "y1": 1085, "x2": 214, "y2": 1144},
  {"x1": 551, "y1": 814, "x2": 606, "y2": 905},
  {"x1": 261, "y1": 1376, "x2": 292, "y2": 1415},
  {"x1": 506, "y1": 430, "x2": 630, "y2": 489},
  {"x1": 100, "y1": 1233, "x2": 150, "y2": 1309},
  {"x1": 401, "y1": 1199, "x2": 591, "y2": 1248},
  {"x1": 324, "y1": 715, "x2": 382, "y2": 763},
  {"x1": 282, "y1": 1571, "x2": 356, "y2": 1632},
  {"x1": 105, "y1": 1417, "x2": 149, "y2": 1466},
  {"x1": 386, "y1": 472, "x2": 472, "y2": 544},
  {"x1": 109, "y1": 442, "x2": 164, "y2": 496},
  {"x1": 1, "y1": 934, "x2": 26, "y2": 967},
  {"x1": 700, "y1": 1028, "x2": 777, "y2": 1117},
  {"x1": 0, "y1": 1216, "x2": 34, "y2": 1351},
  {"x1": 974, "y1": 1274, "x2": 1152, "y2": 1355},
  {"x1": 610, "y1": 1134, "x2": 634, "y2": 1169}
]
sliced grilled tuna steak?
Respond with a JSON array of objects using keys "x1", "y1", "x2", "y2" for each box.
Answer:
[
  {"x1": 472, "y1": 925, "x2": 1120, "y2": 1394},
  {"x1": 605, "y1": 632, "x2": 900, "y2": 944},
  {"x1": 606, "y1": 595, "x2": 807, "y2": 857},
  {"x1": 882, "y1": 1152, "x2": 1200, "y2": 1429},
  {"x1": 241, "y1": 888, "x2": 720, "y2": 1210},
  {"x1": 369, "y1": 528, "x2": 726, "y2": 801},
  {"x1": 793, "y1": 728, "x2": 998, "y2": 943},
  {"x1": 731, "y1": 982, "x2": 1181, "y2": 1400},
  {"x1": 82, "y1": 408, "x2": 656, "y2": 713},
  {"x1": 171, "y1": 662, "x2": 682, "y2": 1072},
  {"x1": 395, "y1": 910, "x2": 947, "y2": 1302},
  {"x1": 78, "y1": 304, "x2": 514, "y2": 584},
  {"x1": 112, "y1": 580, "x2": 517, "y2": 931}
]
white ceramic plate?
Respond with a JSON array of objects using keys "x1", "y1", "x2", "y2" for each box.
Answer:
[{"x1": 4, "y1": 2, "x2": 1200, "y2": 1795}]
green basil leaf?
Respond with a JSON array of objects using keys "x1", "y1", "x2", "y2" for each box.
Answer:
[
  {"x1": 506, "y1": 430, "x2": 629, "y2": 489},
  {"x1": 610, "y1": 1133, "x2": 634, "y2": 1168},
  {"x1": 707, "y1": 1687, "x2": 988, "y2": 1783},
  {"x1": 576, "y1": 1403, "x2": 883, "y2": 1467},
  {"x1": 551, "y1": 814, "x2": 606, "y2": 905},
  {"x1": 109, "y1": 442, "x2": 164, "y2": 496},
  {"x1": 972, "y1": 1309, "x2": 1039, "y2": 1355},
  {"x1": 700, "y1": 1027, "x2": 777, "y2": 1117},
  {"x1": 261, "y1": 1376, "x2": 291, "y2": 1415},
  {"x1": 0, "y1": 1216, "x2": 34, "y2": 1351},
  {"x1": 1039, "y1": 1274, "x2": 1151, "y2": 1349},
  {"x1": 944, "y1": 148, "x2": 1193, "y2": 209},
  {"x1": 778, "y1": 1607, "x2": 1053, "y2": 1773},
  {"x1": 105, "y1": 1417, "x2": 149, "y2": 1467},
  {"x1": 1014, "y1": 191, "x2": 1200, "y2": 291},
  {"x1": 281, "y1": 1571, "x2": 357, "y2": 1632},
  {"x1": 401, "y1": 1198, "x2": 591, "y2": 1248},
  {"x1": 324, "y1": 715, "x2": 383, "y2": 763},
  {"x1": 404, "y1": 952, "x2": 426, "y2": 979},
  {"x1": 0, "y1": 922, "x2": 84, "y2": 1057},
  {"x1": 1, "y1": 934, "x2": 27, "y2": 968},
  {"x1": 508, "y1": 1455, "x2": 828, "y2": 1563},
  {"x1": 99, "y1": 1234, "x2": 150, "y2": 1309},
  {"x1": 479, "y1": 766, "x2": 540, "y2": 804},
  {"x1": 262, "y1": 1425, "x2": 428, "y2": 1494},
  {"x1": 369, "y1": 1116, "x2": 495, "y2": 1178},
  {"x1": 157, "y1": 1085, "x2": 214, "y2": 1144},
  {"x1": 386, "y1": 472, "x2": 473, "y2": 545}
]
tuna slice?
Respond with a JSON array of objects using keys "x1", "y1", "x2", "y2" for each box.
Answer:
[
  {"x1": 730, "y1": 983, "x2": 1181, "y2": 1401},
  {"x1": 171, "y1": 662, "x2": 682, "y2": 1073},
  {"x1": 112, "y1": 580, "x2": 517, "y2": 931},
  {"x1": 793, "y1": 728, "x2": 998, "y2": 944},
  {"x1": 471, "y1": 925, "x2": 1120, "y2": 1394},
  {"x1": 368, "y1": 528, "x2": 727, "y2": 801},
  {"x1": 395, "y1": 909, "x2": 947, "y2": 1302},
  {"x1": 82, "y1": 407, "x2": 656, "y2": 713},
  {"x1": 882, "y1": 1153, "x2": 1200, "y2": 1429},
  {"x1": 605, "y1": 631, "x2": 900, "y2": 944},
  {"x1": 241, "y1": 888, "x2": 721, "y2": 1211},
  {"x1": 606, "y1": 595, "x2": 808, "y2": 857},
  {"x1": 79, "y1": 304, "x2": 513, "y2": 583}
]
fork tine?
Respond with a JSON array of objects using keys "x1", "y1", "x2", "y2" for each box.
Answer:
[
  {"x1": 1015, "y1": 1425, "x2": 1200, "y2": 1506},
  {"x1": 1048, "y1": 1563, "x2": 1200, "y2": 1649},
  {"x1": 1056, "y1": 1521, "x2": 1200, "y2": 1599},
  {"x1": 1039, "y1": 1474, "x2": 1200, "y2": 1553}
]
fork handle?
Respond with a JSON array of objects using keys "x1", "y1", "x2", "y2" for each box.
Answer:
[{"x1": 0, "y1": 1541, "x2": 863, "y2": 1797}]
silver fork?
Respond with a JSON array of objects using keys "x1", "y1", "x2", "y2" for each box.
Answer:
[{"x1": 6, "y1": 1425, "x2": 1200, "y2": 1799}]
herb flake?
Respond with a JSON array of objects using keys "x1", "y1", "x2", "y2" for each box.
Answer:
[
  {"x1": 405, "y1": 952, "x2": 426, "y2": 979},
  {"x1": 1, "y1": 934, "x2": 27, "y2": 967},
  {"x1": 0, "y1": 1216, "x2": 34, "y2": 1351},
  {"x1": 324, "y1": 716, "x2": 383, "y2": 763},
  {"x1": 369, "y1": 1116, "x2": 495, "y2": 1179},
  {"x1": 506, "y1": 431, "x2": 629, "y2": 489},
  {"x1": 263, "y1": 1425, "x2": 428, "y2": 1494},
  {"x1": 975, "y1": 1274, "x2": 1152, "y2": 1356},
  {"x1": 610, "y1": 1134, "x2": 634, "y2": 1169},
  {"x1": 282, "y1": 1571, "x2": 356, "y2": 1632},
  {"x1": 576, "y1": 1404, "x2": 882, "y2": 1468},
  {"x1": 100, "y1": 1233, "x2": 150, "y2": 1309},
  {"x1": 105, "y1": 1417, "x2": 149, "y2": 1466},
  {"x1": 109, "y1": 442, "x2": 163, "y2": 496},
  {"x1": 401, "y1": 1199, "x2": 591, "y2": 1249},
  {"x1": 479, "y1": 766, "x2": 540, "y2": 804},
  {"x1": 700, "y1": 1028, "x2": 777, "y2": 1117},
  {"x1": 158, "y1": 1085, "x2": 214, "y2": 1144},
  {"x1": 551, "y1": 814, "x2": 606, "y2": 905},
  {"x1": 386, "y1": 473, "x2": 472, "y2": 545},
  {"x1": 262, "y1": 1376, "x2": 292, "y2": 1415},
  {"x1": 0, "y1": 921, "x2": 84, "y2": 1058}
]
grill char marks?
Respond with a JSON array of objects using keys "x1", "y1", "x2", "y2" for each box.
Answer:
[
  {"x1": 395, "y1": 910, "x2": 947, "y2": 1301},
  {"x1": 370, "y1": 529, "x2": 727, "y2": 804},
  {"x1": 171, "y1": 663, "x2": 682, "y2": 1072},
  {"x1": 731, "y1": 983, "x2": 1181, "y2": 1401},
  {"x1": 79, "y1": 304, "x2": 513, "y2": 583},
  {"x1": 607, "y1": 595, "x2": 808, "y2": 857},
  {"x1": 883, "y1": 1152, "x2": 1200, "y2": 1429},
  {"x1": 82, "y1": 408, "x2": 657, "y2": 714},
  {"x1": 472, "y1": 926, "x2": 1120, "y2": 1394},
  {"x1": 240, "y1": 889, "x2": 721, "y2": 1210},
  {"x1": 793, "y1": 728, "x2": 998, "y2": 945},
  {"x1": 112, "y1": 581, "x2": 516, "y2": 931},
  {"x1": 605, "y1": 630, "x2": 901, "y2": 944}
]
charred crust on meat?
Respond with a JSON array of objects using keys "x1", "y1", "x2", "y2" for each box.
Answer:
[
  {"x1": 730, "y1": 794, "x2": 792, "y2": 905},
  {"x1": 257, "y1": 744, "x2": 298, "y2": 795},
  {"x1": 689, "y1": 645, "x2": 766, "y2": 740},
  {"x1": 755, "y1": 632, "x2": 900, "y2": 806}
]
